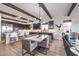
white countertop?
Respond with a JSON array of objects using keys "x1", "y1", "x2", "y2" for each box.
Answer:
[{"x1": 24, "y1": 35, "x2": 48, "y2": 42}]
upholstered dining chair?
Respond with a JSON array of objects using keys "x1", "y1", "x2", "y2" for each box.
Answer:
[
  {"x1": 9, "y1": 32, "x2": 18, "y2": 43},
  {"x1": 22, "y1": 39, "x2": 38, "y2": 56},
  {"x1": 38, "y1": 35, "x2": 49, "y2": 55}
]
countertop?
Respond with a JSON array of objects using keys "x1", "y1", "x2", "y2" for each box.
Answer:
[{"x1": 19, "y1": 29, "x2": 55, "y2": 33}]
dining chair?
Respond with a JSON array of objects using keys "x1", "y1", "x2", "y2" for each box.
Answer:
[
  {"x1": 37, "y1": 35, "x2": 49, "y2": 55},
  {"x1": 9, "y1": 32, "x2": 18, "y2": 43},
  {"x1": 22, "y1": 39, "x2": 38, "y2": 56}
]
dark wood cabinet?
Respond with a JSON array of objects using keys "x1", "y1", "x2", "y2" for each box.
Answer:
[
  {"x1": 48, "y1": 21, "x2": 54, "y2": 29},
  {"x1": 33, "y1": 23, "x2": 40, "y2": 29}
]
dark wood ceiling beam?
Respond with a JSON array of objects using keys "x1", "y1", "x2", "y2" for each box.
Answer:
[
  {"x1": 2, "y1": 3, "x2": 41, "y2": 21},
  {"x1": 67, "y1": 3, "x2": 77, "y2": 16},
  {"x1": 39, "y1": 3, "x2": 52, "y2": 19},
  {"x1": 2, "y1": 17, "x2": 27, "y2": 23},
  {"x1": 0, "y1": 11, "x2": 17, "y2": 17},
  {"x1": 0, "y1": 10, "x2": 29, "y2": 21}
]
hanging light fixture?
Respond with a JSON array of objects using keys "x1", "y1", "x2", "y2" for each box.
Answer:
[
  {"x1": 34, "y1": 18, "x2": 36, "y2": 20},
  {"x1": 39, "y1": 4, "x2": 42, "y2": 23},
  {"x1": 39, "y1": 4, "x2": 46, "y2": 24}
]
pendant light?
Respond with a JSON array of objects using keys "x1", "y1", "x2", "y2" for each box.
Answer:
[{"x1": 39, "y1": 4, "x2": 41, "y2": 23}]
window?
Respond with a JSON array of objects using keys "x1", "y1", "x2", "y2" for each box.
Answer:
[
  {"x1": 41, "y1": 24, "x2": 48, "y2": 30},
  {"x1": 2, "y1": 26, "x2": 7, "y2": 33},
  {"x1": 2, "y1": 23, "x2": 13, "y2": 33},
  {"x1": 63, "y1": 20, "x2": 72, "y2": 33}
]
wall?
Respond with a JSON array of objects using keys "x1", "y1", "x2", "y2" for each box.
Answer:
[
  {"x1": 0, "y1": 15, "x2": 1, "y2": 41},
  {"x1": 69, "y1": 4, "x2": 79, "y2": 33},
  {"x1": 53, "y1": 15, "x2": 79, "y2": 39},
  {"x1": 53, "y1": 16, "x2": 68, "y2": 39},
  {"x1": 70, "y1": 17, "x2": 79, "y2": 33},
  {"x1": 52, "y1": 4, "x2": 79, "y2": 39}
]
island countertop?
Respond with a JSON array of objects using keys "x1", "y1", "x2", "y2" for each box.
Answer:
[{"x1": 18, "y1": 29, "x2": 55, "y2": 35}]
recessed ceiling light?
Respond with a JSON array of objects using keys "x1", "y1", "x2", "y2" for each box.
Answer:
[
  {"x1": 34, "y1": 18, "x2": 36, "y2": 20},
  {"x1": 40, "y1": 17, "x2": 42, "y2": 19}
]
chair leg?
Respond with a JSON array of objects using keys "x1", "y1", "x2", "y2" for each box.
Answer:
[
  {"x1": 29, "y1": 52, "x2": 32, "y2": 56},
  {"x1": 37, "y1": 46, "x2": 49, "y2": 55},
  {"x1": 22, "y1": 49, "x2": 27, "y2": 56},
  {"x1": 22, "y1": 49, "x2": 24, "y2": 56},
  {"x1": 22, "y1": 49, "x2": 33, "y2": 56},
  {"x1": 22, "y1": 50, "x2": 29, "y2": 56},
  {"x1": 29, "y1": 51, "x2": 36, "y2": 56}
]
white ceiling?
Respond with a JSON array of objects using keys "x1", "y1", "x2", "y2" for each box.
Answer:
[
  {"x1": 12, "y1": 3, "x2": 39, "y2": 18},
  {"x1": 70, "y1": 3, "x2": 79, "y2": 18},
  {"x1": 69, "y1": 4, "x2": 79, "y2": 23},
  {"x1": 12, "y1": 3, "x2": 50, "y2": 21},
  {"x1": 0, "y1": 3, "x2": 78, "y2": 24},
  {"x1": 44, "y1": 3, "x2": 72, "y2": 17},
  {"x1": 12, "y1": 3, "x2": 72, "y2": 18}
]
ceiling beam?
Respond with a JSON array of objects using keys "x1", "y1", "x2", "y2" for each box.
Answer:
[
  {"x1": 2, "y1": 17, "x2": 27, "y2": 23},
  {"x1": 2, "y1": 3, "x2": 41, "y2": 21},
  {"x1": 67, "y1": 3, "x2": 77, "y2": 16},
  {"x1": 0, "y1": 10, "x2": 29, "y2": 21},
  {"x1": 0, "y1": 11, "x2": 16, "y2": 17},
  {"x1": 39, "y1": 3, "x2": 52, "y2": 19}
]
